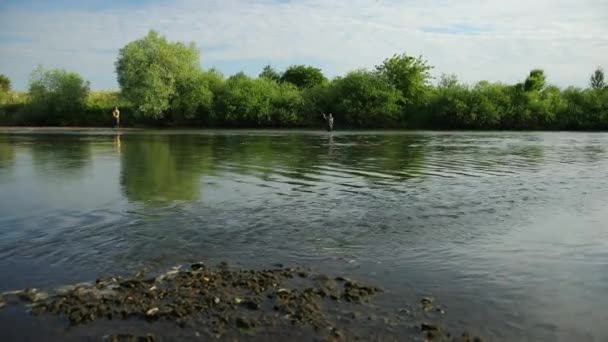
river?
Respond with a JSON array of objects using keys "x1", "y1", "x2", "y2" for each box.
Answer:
[{"x1": 0, "y1": 129, "x2": 607, "y2": 341}]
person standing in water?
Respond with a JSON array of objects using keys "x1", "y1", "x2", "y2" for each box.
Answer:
[
  {"x1": 112, "y1": 106, "x2": 120, "y2": 128},
  {"x1": 322, "y1": 113, "x2": 334, "y2": 131}
]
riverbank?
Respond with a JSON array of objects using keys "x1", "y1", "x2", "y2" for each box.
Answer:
[
  {"x1": 0, "y1": 262, "x2": 482, "y2": 341},
  {"x1": 2, "y1": 126, "x2": 608, "y2": 134}
]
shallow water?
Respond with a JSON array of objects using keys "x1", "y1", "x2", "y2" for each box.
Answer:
[{"x1": 1, "y1": 129, "x2": 607, "y2": 341}]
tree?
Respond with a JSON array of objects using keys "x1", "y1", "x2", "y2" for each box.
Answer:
[
  {"x1": 426, "y1": 79, "x2": 471, "y2": 128},
  {"x1": 523, "y1": 69, "x2": 546, "y2": 92},
  {"x1": 259, "y1": 65, "x2": 281, "y2": 82},
  {"x1": 590, "y1": 67, "x2": 606, "y2": 90},
  {"x1": 170, "y1": 70, "x2": 217, "y2": 122},
  {"x1": 437, "y1": 73, "x2": 459, "y2": 89},
  {"x1": 0, "y1": 74, "x2": 10, "y2": 93},
  {"x1": 0, "y1": 74, "x2": 10, "y2": 104},
  {"x1": 27, "y1": 66, "x2": 90, "y2": 124},
  {"x1": 115, "y1": 30, "x2": 201, "y2": 119},
  {"x1": 280, "y1": 65, "x2": 326, "y2": 89},
  {"x1": 329, "y1": 70, "x2": 404, "y2": 127},
  {"x1": 213, "y1": 73, "x2": 274, "y2": 126},
  {"x1": 375, "y1": 53, "x2": 433, "y2": 105}
]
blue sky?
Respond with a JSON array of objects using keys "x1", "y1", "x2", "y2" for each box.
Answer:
[{"x1": 0, "y1": 0, "x2": 607, "y2": 90}]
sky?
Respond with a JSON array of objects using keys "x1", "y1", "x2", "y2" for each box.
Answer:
[{"x1": 0, "y1": 0, "x2": 607, "y2": 90}]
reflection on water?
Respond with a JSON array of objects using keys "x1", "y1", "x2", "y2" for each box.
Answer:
[
  {"x1": 0, "y1": 138, "x2": 16, "y2": 170},
  {"x1": 113, "y1": 133, "x2": 121, "y2": 154},
  {"x1": 0, "y1": 130, "x2": 608, "y2": 341},
  {"x1": 120, "y1": 135, "x2": 213, "y2": 203},
  {"x1": 29, "y1": 135, "x2": 93, "y2": 176}
]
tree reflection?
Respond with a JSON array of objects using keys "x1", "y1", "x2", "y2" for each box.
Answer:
[
  {"x1": 119, "y1": 132, "x2": 431, "y2": 205},
  {"x1": 29, "y1": 135, "x2": 92, "y2": 177},
  {"x1": 0, "y1": 136, "x2": 16, "y2": 170},
  {"x1": 120, "y1": 135, "x2": 214, "y2": 204}
]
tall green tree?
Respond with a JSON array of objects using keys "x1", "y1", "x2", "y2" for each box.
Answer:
[
  {"x1": 280, "y1": 65, "x2": 326, "y2": 89},
  {"x1": 27, "y1": 66, "x2": 90, "y2": 124},
  {"x1": 213, "y1": 73, "x2": 274, "y2": 126},
  {"x1": 329, "y1": 70, "x2": 404, "y2": 127},
  {"x1": 590, "y1": 67, "x2": 606, "y2": 90},
  {"x1": 0, "y1": 74, "x2": 10, "y2": 104},
  {"x1": 523, "y1": 69, "x2": 546, "y2": 92},
  {"x1": 115, "y1": 30, "x2": 201, "y2": 119},
  {"x1": 375, "y1": 53, "x2": 433, "y2": 106},
  {"x1": 0, "y1": 74, "x2": 10, "y2": 93},
  {"x1": 259, "y1": 65, "x2": 281, "y2": 82}
]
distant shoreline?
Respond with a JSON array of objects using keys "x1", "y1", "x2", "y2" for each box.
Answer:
[{"x1": 1, "y1": 126, "x2": 607, "y2": 134}]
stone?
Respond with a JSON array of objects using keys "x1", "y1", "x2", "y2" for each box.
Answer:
[
  {"x1": 235, "y1": 317, "x2": 255, "y2": 329},
  {"x1": 146, "y1": 307, "x2": 159, "y2": 317},
  {"x1": 420, "y1": 322, "x2": 440, "y2": 332}
]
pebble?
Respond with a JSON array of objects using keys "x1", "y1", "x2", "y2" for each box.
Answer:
[
  {"x1": 4, "y1": 262, "x2": 476, "y2": 341},
  {"x1": 146, "y1": 307, "x2": 159, "y2": 317},
  {"x1": 420, "y1": 322, "x2": 440, "y2": 332}
]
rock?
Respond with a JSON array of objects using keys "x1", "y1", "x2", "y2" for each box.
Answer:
[
  {"x1": 243, "y1": 300, "x2": 260, "y2": 310},
  {"x1": 421, "y1": 296, "x2": 434, "y2": 306},
  {"x1": 453, "y1": 332, "x2": 484, "y2": 342},
  {"x1": 420, "y1": 322, "x2": 440, "y2": 332},
  {"x1": 235, "y1": 317, "x2": 255, "y2": 329},
  {"x1": 398, "y1": 308, "x2": 411, "y2": 315},
  {"x1": 421, "y1": 296, "x2": 435, "y2": 311},
  {"x1": 107, "y1": 333, "x2": 156, "y2": 342},
  {"x1": 146, "y1": 307, "x2": 159, "y2": 317},
  {"x1": 143, "y1": 334, "x2": 156, "y2": 342},
  {"x1": 191, "y1": 262, "x2": 205, "y2": 271},
  {"x1": 15, "y1": 262, "x2": 386, "y2": 339},
  {"x1": 19, "y1": 288, "x2": 48, "y2": 303}
]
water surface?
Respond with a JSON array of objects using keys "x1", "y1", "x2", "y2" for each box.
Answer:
[{"x1": 1, "y1": 129, "x2": 607, "y2": 341}]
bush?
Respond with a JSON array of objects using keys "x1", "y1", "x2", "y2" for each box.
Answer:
[{"x1": 26, "y1": 66, "x2": 90, "y2": 125}]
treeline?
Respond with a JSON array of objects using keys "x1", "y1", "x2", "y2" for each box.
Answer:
[{"x1": 1, "y1": 30, "x2": 607, "y2": 130}]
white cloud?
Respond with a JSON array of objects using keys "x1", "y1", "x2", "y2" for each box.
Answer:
[{"x1": 0, "y1": 0, "x2": 606, "y2": 90}]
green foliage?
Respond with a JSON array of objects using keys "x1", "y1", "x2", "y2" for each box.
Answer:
[
  {"x1": 3, "y1": 45, "x2": 608, "y2": 131},
  {"x1": 590, "y1": 67, "x2": 606, "y2": 90},
  {"x1": 83, "y1": 91, "x2": 133, "y2": 126},
  {"x1": 328, "y1": 70, "x2": 404, "y2": 127},
  {"x1": 375, "y1": 54, "x2": 433, "y2": 106},
  {"x1": 0, "y1": 74, "x2": 10, "y2": 93},
  {"x1": 0, "y1": 74, "x2": 9, "y2": 107},
  {"x1": 524, "y1": 69, "x2": 546, "y2": 92},
  {"x1": 115, "y1": 30, "x2": 201, "y2": 119},
  {"x1": 26, "y1": 66, "x2": 90, "y2": 125},
  {"x1": 259, "y1": 65, "x2": 281, "y2": 82},
  {"x1": 426, "y1": 76, "x2": 471, "y2": 128},
  {"x1": 213, "y1": 72, "x2": 304, "y2": 127},
  {"x1": 280, "y1": 65, "x2": 326, "y2": 89}
]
